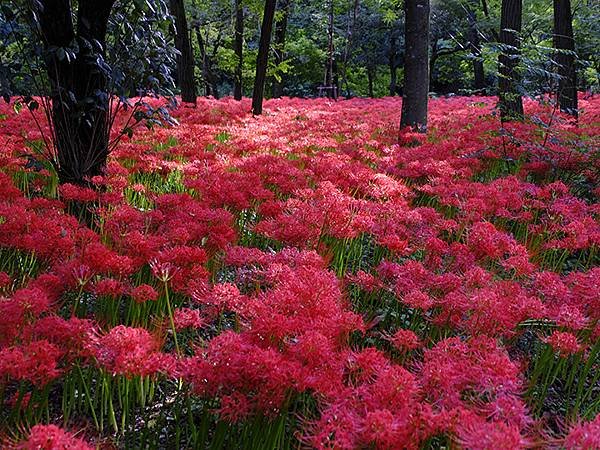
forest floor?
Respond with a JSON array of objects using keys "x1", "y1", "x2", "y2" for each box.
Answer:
[{"x1": 0, "y1": 95, "x2": 599, "y2": 449}]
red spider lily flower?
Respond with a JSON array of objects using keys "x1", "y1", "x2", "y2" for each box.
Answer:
[
  {"x1": 563, "y1": 415, "x2": 600, "y2": 450},
  {"x1": 217, "y1": 392, "x2": 253, "y2": 423},
  {"x1": 81, "y1": 242, "x2": 135, "y2": 277},
  {"x1": 91, "y1": 325, "x2": 170, "y2": 378},
  {"x1": 149, "y1": 258, "x2": 177, "y2": 283},
  {"x1": 130, "y1": 284, "x2": 159, "y2": 304},
  {"x1": 72, "y1": 265, "x2": 93, "y2": 287},
  {"x1": 59, "y1": 183, "x2": 98, "y2": 203},
  {"x1": 10, "y1": 287, "x2": 51, "y2": 317},
  {"x1": 345, "y1": 270, "x2": 383, "y2": 292},
  {"x1": 173, "y1": 307, "x2": 204, "y2": 330},
  {"x1": 402, "y1": 289, "x2": 434, "y2": 311},
  {"x1": 23, "y1": 315, "x2": 95, "y2": 361},
  {"x1": 456, "y1": 418, "x2": 529, "y2": 450},
  {"x1": 306, "y1": 360, "x2": 424, "y2": 449},
  {"x1": 0, "y1": 271, "x2": 11, "y2": 289},
  {"x1": 15, "y1": 424, "x2": 93, "y2": 450},
  {"x1": 385, "y1": 329, "x2": 422, "y2": 352},
  {"x1": 92, "y1": 278, "x2": 128, "y2": 298},
  {"x1": 544, "y1": 331, "x2": 582, "y2": 356},
  {"x1": 0, "y1": 340, "x2": 61, "y2": 387},
  {"x1": 419, "y1": 336, "x2": 529, "y2": 430}
]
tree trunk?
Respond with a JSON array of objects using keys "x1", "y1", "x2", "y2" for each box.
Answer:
[
  {"x1": 271, "y1": 0, "x2": 290, "y2": 98},
  {"x1": 367, "y1": 67, "x2": 374, "y2": 98},
  {"x1": 480, "y1": 0, "x2": 499, "y2": 41},
  {"x1": 196, "y1": 27, "x2": 219, "y2": 98},
  {"x1": 233, "y1": 0, "x2": 244, "y2": 100},
  {"x1": 324, "y1": 0, "x2": 337, "y2": 98},
  {"x1": 429, "y1": 39, "x2": 438, "y2": 91},
  {"x1": 467, "y1": 5, "x2": 486, "y2": 91},
  {"x1": 39, "y1": 0, "x2": 115, "y2": 185},
  {"x1": 400, "y1": 0, "x2": 430, "y2": 132},
  {"x1": 169, "y1": 0, "x2": 197, "y2": 104},
  {"x1": 498, "y1": 0, "x2": 523, "y2": 121},
  {"x1": 252, "y1": 0, "x2": 277, "y2": 115},
  {"x1": 340, "y1": 0, "x2": 359, "y2": 97},
  {"x1": 553, "y1": 0, "x2": 577, "y2": 117},
  {"x1": 388, "y1": 27, "x2": 398, "y2": 96}
]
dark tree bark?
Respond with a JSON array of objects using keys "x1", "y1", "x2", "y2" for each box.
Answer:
[
  {"x1": 271, "y1": 0, "x2": 290, "y2": 98},
  {"x1": 252, "y1": 0, "x2": 277, "y2": 114},
  {"x1": 196, "y1": 27, "x2": 219, "y2": 98},
  {"x1": 400, "y1": 0, "x2": 430, "y2": 132},
  {"x1": 498, "y1": 0, "x2": 523, "y2": 121},
  {"x1": 169, "y1": 0, "x2": 197, "y2": 104},
  {"x1": 233, "y1": 0, "x2": 244, "y2": 100},
  {"x1": 38, "y1": 0, "x2": 116, "y2": 185},
  {"x1": 367, "y1": 66, "x2": 374, "y2": 98},
  {"x1": 429, "y1": 38, "x2": 438, "y2": 90},
  {"x1": 553, "y1": 0, "x2": 577, "y2": 117},
  {"x1": 466, "y1": 5, "x2": 486, "y2": 91}
]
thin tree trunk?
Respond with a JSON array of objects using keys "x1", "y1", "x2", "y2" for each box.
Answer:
[
  {"x1": 169, "y1": 0, "x2": 197, "y2": 104},
  {"x1": 323, "y1": 0, "x2": 337, "y2": 98},
  {"x1": 234, "y1": 0, "x2": 244, "y2": 100},
  {"x1": 553, "y1": 0, "x2": 577, "y2": 117},
  {"x1": 39, "y1": 0, "x2": 116, "y2": 184},
  {"x1": 252, "y1": 0, "x2": 277, "y2": 114},
  {"x1": 498, "y1": 0, "x2": 523, "y2": 121},
  {"x1": 196, "y1": 27, "x2": 219, "y2": 98},
  {"x1": 400, "y1": 0, "x2": 430, "y2": 132},
  {"x1": 341, "y1": 0, "x2": 359, "y2": 97},
  {"x1": 429, "y1": 39, "x2": 438, "y2": 90},
  {"x1": 480, "y1": 0, "x2": 499, "y2": 41},
  {"x1": 467, "y1": 5, "x2": 486, "y2": 91},
  {"x1": 367, "y1": 66, "x2": 374, "y2": 98},
  {"x1": 389, "y1": 28, "x2": 398, "y2": 96},
  {"x1": 271, "y1": 0, "x2": 291, "y2": 98}
]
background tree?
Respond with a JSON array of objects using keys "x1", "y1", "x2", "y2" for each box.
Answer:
[
  {"x1": 553, "y1": 0, "x2": 577, "y2": 116},
  {"x1": 498, "y1": 0, "x2": 523, "y2": 120},
  {"x1": 170, "y1": 0, "x2": 197, "y2": 104},
  {"x1": 466, "y1": 1, "x2": 486, "y2": 91},
  {"x1": 2, "y1": 0, "x2": 598, "y2": 112},
  {"x1": 400, "y1": 0, "x2": 430, "y2": 131},
  {"x1": 388, "y1": 24, "x2": 402, "y2": 96},
  {"x1": 323, "y1": 0, "x2": 338, "y2": 98},
  {"x1": 271, "y1": 0, "x2": 291, "y2": 98},
  {"x1": 429, "y1": 4, "x2": 466, "y2": 94},
  {"x1": 0, "y1": 1, "x2": 176, "y2": 185},
  {"x1": 252, "y1": 0, "x2": 277, "y2": 114},
  {"x1": 234, "y1": 0, "x2": 244, "y2": 100}
]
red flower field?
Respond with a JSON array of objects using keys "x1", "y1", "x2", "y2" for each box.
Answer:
[{"x1": 0, "y1": 95, "x2": 598, "y2": 448}]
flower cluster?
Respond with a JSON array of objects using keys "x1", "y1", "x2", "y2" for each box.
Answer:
[{"x1": 0, "y1": 94, "x2": 598, "y2": 447}]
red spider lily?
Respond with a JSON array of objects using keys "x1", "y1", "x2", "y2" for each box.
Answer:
[
  {"x1": 130, "y1": 284, "x2": 159, "y2": 304},
  {"x1": 0, "y1": 272, "x2": 11, "y2": 289},
  {"x1": 544, "y1": 331, "x2": 582, "y2": 356},
  {"x1": 385, "y1": 329, "x2": 422, "y2": 352},
  {"x1": 0, "y1": 94, "x2": 598, "y2": 446},
  {"x1": 0, "y1": 340, "x2": 62, "y2": 387},
  {"x1": 90, "y1": 325, "x2": 173, "y2": 378},
  {"x1": 456, "y1": 418, "x2": 529, "y2": 450},
  {"x1": 173, "y1": 307, "x2": 204, "y2": 330},
  {"x1": 14, "y1": 424, "x2": 93, "y2": 450},
  {"x1": 563, "y1": 415, "x2": 600, "y2": 450}
]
